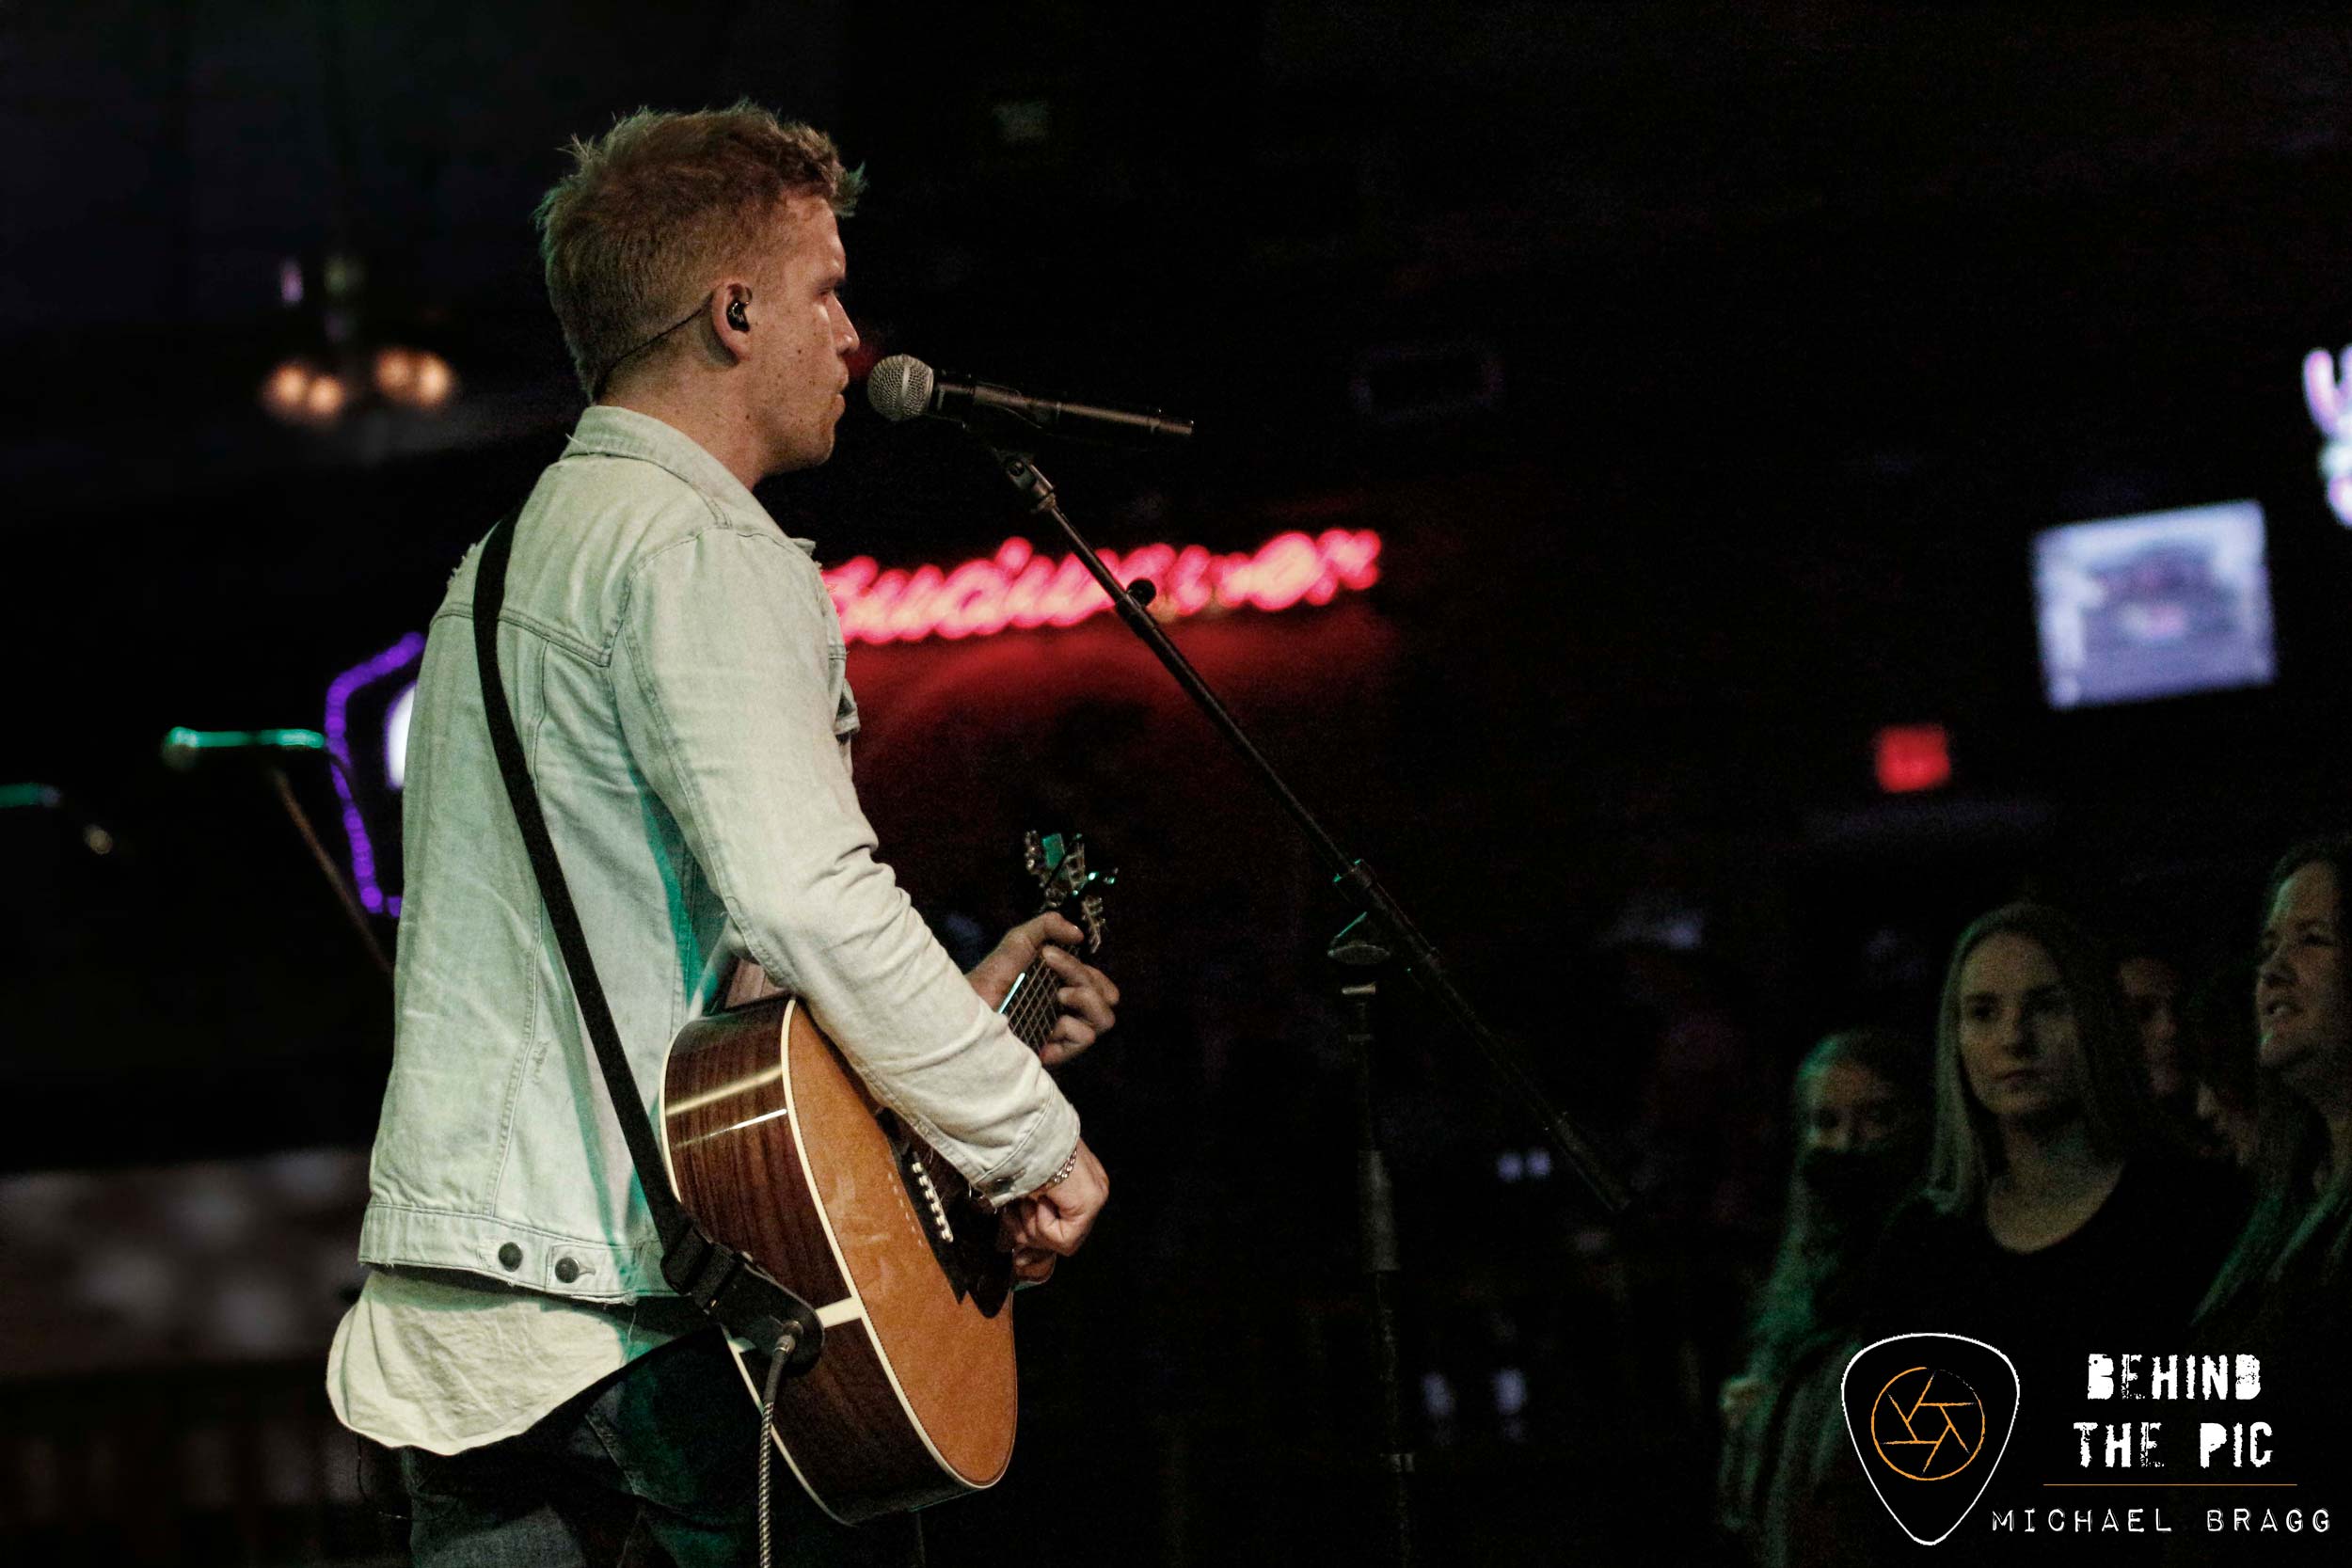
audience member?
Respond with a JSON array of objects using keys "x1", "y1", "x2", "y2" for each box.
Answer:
[
  {"x1": 2117, "y1": 943, "x2": 2195, "y2": 1129},
  {"x1": 1868, "y1": 903, "x2": 2243, "y2": 1548},
  {"x1": 2184, "y1": 957, "x2": 2262, "y2": 1167},
  {"x1": 2191, "y1": 838, "x2": 2352, "y2": 1488},
  {"x1": 1718, "y1": 1030, "x2": 1928, "y2": 1568}
]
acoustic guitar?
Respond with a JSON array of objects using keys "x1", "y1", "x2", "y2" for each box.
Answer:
[{"x1": 658, "y1": 832, "x2": 1110, "y2": 1524}]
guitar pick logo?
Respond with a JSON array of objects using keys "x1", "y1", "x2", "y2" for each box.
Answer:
[{"x1": 1843, "y1": 1333, "x2": 2020, "y2": 1545}]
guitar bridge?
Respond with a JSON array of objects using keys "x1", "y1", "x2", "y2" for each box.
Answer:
[
  {"x1": 873, "y1": 1110, "x2": 1009, "y2": 1317},
  {"x1": 905, "y1": 1150, "x2": 954, "y2": 1243}
]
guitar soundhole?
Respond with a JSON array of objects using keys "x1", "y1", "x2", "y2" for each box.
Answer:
[{"x1": 875, "y1": 1111, "x2": 1011, "y2": 1318}]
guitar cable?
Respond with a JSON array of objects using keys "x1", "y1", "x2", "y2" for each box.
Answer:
[{"x1": 757, "y1": 1328, "x2": 793, "y2": 1568}]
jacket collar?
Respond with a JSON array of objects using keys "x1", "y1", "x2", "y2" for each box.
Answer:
[{"x1": 563, "y1": 405, "x2": 816, "y2": 555}]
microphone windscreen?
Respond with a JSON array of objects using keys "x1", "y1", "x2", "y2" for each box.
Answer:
[{"x1": 866, "y1": 355, "x2": 934, "y2": 423}]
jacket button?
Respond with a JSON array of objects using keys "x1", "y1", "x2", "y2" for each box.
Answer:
[
  {"x1": 498, "y1": 1243, "x2": 522, "y2": 1271},
  {"x1": 554, "y1": 1257, "x2": 580, "y2": 1284}
]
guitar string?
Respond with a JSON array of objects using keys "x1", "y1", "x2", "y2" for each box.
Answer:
[
  {"x1": 1008, "y1": 957, "x2": 1053, "y2": 1047},
  {"x1": 1020, "y1": 953, "x2": 1061, "y2": 1046},
  {"x1": 1007, "y1": 958, "x2": 1044, "y2": 1043}
]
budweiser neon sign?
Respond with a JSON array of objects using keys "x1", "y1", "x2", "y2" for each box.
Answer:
[{"x1": 820, "y1": 530, "x2": 1383, "y2": 645}]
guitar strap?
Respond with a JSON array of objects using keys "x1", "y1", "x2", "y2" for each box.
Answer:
[{"x1": 469, "y1": 508, "x2": 821, "y2": 1374}]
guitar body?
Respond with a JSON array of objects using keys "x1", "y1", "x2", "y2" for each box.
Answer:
[
  {"x1": 659, "y1": 990, "x2": 1018, "y2": 1525},
  {"x1": 657, "y1": 831, "x2": 1110, "y2": 1524}
]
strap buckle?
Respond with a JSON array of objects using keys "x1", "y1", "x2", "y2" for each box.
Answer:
[{"x1": 662, "y1": 1218, "x2": 824, "y2": 1374}]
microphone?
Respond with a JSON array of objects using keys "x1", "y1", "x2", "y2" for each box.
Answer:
[
  {"x1": 160, "y1": 726, "x2": 328, "y2": 772},
  {"x1": 866, "y1": 355, "x2": 1193, "y2": 446}
]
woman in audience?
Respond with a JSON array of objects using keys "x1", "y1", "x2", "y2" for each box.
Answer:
[
  {"x1": 2192, "y1": 838, "x2": 2352, "y2": 1481},
  {"x1": 1870, "y1": 903, "x2": 2243, "y2": 1530},
  {"x1": 1719, "y1": 1029, "x2": 1927, "y2": 1568}
]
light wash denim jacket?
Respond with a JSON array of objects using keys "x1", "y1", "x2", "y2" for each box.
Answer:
[{"x1": 358, "y1": 406, "x2": 1080, "y2": 1303}]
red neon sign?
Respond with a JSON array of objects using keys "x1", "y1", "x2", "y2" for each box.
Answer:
[{"x1": 821, "y1": 530, "x2": 1383, "y2": 645}]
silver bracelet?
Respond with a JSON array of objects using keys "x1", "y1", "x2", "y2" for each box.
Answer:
[{"x1": 1036, "y1": 1148, "x2": 1080, "y2": 1194}]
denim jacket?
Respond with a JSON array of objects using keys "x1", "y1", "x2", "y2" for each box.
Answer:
[{"x1": 358, "y1": 406, "x2": 1080, "y2": 1303}]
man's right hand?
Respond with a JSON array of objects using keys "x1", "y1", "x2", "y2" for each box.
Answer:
[{"x1": 998, "y1": 1137, "x2": 1107, "y2": 1287}]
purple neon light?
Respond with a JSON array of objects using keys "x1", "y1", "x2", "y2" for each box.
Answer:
[
  {"x1": 325, "y1": 632, "x2": 425, "y2": 915},
  {"x1": 2308, "y1": 348, "x2": 2352, "y2": 529}
]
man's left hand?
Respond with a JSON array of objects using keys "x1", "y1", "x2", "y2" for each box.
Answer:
[{"x1": 967, "y1": 912, "x2": 1120, "y2": 1068}]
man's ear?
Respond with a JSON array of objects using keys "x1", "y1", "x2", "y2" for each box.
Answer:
[{"x1": 714, "y1": 283, "x2": 754, "y2": 360}]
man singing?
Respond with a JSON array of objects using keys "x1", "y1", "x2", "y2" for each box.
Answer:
[{"x1": 327, "y1": 103, "x2": 1116, "y2": 1566}]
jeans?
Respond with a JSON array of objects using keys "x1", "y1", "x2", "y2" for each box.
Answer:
[{"x1": 400, "y1": 1330, "x2": 921, "y2": 1567}]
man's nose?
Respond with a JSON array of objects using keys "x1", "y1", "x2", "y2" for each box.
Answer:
[{"x1": 836, "y1": 305, "x2": 860, "y2": 356}]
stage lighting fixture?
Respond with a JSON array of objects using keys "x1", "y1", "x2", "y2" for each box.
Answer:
[
  {"x1": 373, "y1": 346, "x2": 416, "y2": 395},
  {"x1": 408, "y1": 351, "x2": 453, "y2": 408},
  {"x1": 262, "y1": 251, "x2": 457, "y2": 428},
  {"x1": 262, "y1": 359, "x2": 314, "y2": 419},
  {"x1": 371, "y1": 347, "x2": 455, "y2": 409},
  {"x1": 303, "y1": 372, "x2": 347, "y2": 420}
]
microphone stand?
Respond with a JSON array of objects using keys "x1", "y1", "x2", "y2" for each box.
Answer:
[
  {"x1": 167, "y1": 732, "x2": 395, "y2": 979},
  {"x1": 265, "y1": 760, "x2": 393, "y2": 979},
  {"x1": 983, "y1": 444, "x2": 1633, "y2": 1564}
]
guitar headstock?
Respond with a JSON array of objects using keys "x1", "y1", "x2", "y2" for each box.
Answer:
[{"x1": 1024, "y1": 830, "x2": 1117, "y2": 954}]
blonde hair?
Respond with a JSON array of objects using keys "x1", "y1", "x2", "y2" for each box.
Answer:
[
  {"x1": 533, "y1": 103, "x2": 864, "y2": 399},
  {"x1": 1924, "y1": 902, "x2": 2151, "y2": 1214}
]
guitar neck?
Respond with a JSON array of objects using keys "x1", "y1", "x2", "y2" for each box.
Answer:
[{"x1": 998, "y1": 953, "x2": 1060, "y2": 1052}]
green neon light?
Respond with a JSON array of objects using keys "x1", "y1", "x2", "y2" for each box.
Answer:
[
  {"x1": 0, "y1": 783, "x2": 63, "y2": 810},
  {"x1": 163, "y1": 726, "x2": 326, "y2": 752}
]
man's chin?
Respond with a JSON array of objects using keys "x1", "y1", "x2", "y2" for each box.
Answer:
[{"x1": 771, "y1": 434, "x2": 837, "y2": 476}]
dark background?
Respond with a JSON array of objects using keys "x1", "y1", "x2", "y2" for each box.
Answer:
[{"x1": 5, "y1": 2, "x2": 2352, "y2": 1562}]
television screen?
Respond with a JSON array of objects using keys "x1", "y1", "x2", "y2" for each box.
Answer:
[{"x1": 2031, "y1": 500, "x2": 2276, "y2": 709}]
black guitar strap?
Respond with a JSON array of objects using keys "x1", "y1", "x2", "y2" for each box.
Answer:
[{"x1": 470, "y1": 508, "x2": 820, "y2": 1373}]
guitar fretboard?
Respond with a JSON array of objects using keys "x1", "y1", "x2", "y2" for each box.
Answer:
[{"x1": 999, "y1": 954, "x2": 1061, "y2": 1052}]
